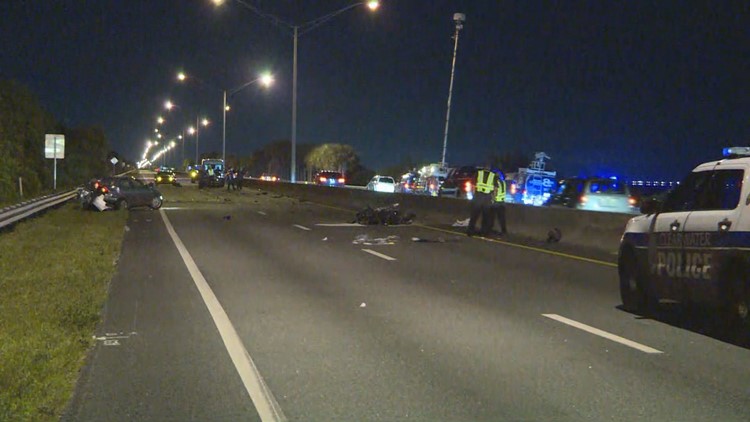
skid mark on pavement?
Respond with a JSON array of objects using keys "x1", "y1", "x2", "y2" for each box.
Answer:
[{"x1": 543, "y1": 313, "x2": 663, "y2": 354}]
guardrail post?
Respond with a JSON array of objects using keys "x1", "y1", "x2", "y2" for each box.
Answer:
[{"x1": 18, "y1": 177, "x2": 23, "y2": 197}]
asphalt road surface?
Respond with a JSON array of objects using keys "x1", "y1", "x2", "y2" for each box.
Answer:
[{"x1": 63, "y1": 186, "x2": 750, "y2": 421}]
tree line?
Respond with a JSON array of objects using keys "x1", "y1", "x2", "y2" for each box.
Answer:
[{"x1": 0, "y1": 80, "x2": 116, "y2": 202}]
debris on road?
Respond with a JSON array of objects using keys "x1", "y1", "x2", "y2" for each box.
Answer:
[
  {"x1": 359, "y1": 302, "x2": 367, "y2": 308},
  {"x1": 223, "y1": 215, "x2": 232, "y2": 221},
  {"x1": 322, "y1": 237, "x2": 328, "y2": 241},
  {"x1": 354, "y1": 204, "x2": 415, "y2": 225},
  {"x1": 452, "y1": 218, "x2": 469, "y2": 227},
  {"x1": 352, "y1": 234, "x2": 399, "y2": 245}
]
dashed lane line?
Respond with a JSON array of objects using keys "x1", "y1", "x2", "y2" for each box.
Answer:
[
  {"x1": 362, "y1": 249, "x2": 397, "y2": 261},
  {"x1": 542, "y1": 313, "x2": 663, "y2": 354},
  {"x1": 293, "y1": 224, "x2": 312, "y2": 231}
]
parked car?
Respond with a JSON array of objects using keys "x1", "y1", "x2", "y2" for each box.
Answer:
[
  {"x1": 314, "y1": 171, "x2": 345, "y2": 187},
  {"x1": 547, "y1": 177, "x2": 637, "y2": 213},
  {"x1": 366, "y1": 175, "x2": 396, "y2": 193},
  {"x1": 440, "y1": 166, "x2": 478, "y2": 199},
  {"x1": 100, "y1": 176, "x2": 163, "y2": 210}
]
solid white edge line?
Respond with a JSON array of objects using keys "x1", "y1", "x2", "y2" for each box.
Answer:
[
  {"x1": 160, "y1": 210, "x2": 286, "y2": 422},
  {"x1": 542, "y1": 313, "x2": 663, "y2": 354},
  {"x1": 292, "y1": 224, "x2": 311, "y2": 231},
  {"x1": 361, "y1": 248, "x2": 397, "y2": 261}
]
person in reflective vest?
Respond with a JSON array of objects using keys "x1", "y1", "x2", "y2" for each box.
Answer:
[
  {"x1": 467, "y1": 168, "x2": 498, "y2": 236},
  {"x1": 491, "y1": 173, "x2": 507, "y2": 235}
]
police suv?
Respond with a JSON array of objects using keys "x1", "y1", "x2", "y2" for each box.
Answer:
[{"x1": 618, "y1": 147, "x2": 750, "y2": 325}]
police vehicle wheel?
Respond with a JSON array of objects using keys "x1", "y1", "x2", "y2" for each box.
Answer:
[
  {"x1": 619, "y1": 249, "x2": 649, "y2": 313},
  {"x1": 726, "y1": 268, "x2": 750, "y2": 327}
]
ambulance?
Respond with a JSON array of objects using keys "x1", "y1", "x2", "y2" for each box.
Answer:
[{"x1": 618, "y1": 147, "x2": 750, "y2": 326}]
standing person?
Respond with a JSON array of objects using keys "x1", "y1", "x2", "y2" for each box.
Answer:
[
  {"x1": 467, "y1": 167, "x2": 497, "y2": 236},
  {"x1": 226, "y1": 168, "x2": 235, "y2": 191},
  {"x1": 236, "y1": 168, "x2": 244, "y2": 190},
  {"x1": 491, "y1": 170, "x2": 508, "y2": 236}
]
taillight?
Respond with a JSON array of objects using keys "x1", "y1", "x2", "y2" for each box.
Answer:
[
  {"x1": 94, "y1": 181, "x2": 100, "y2": 189},
  {"x1": 319, "y1": 177, "x2": 327, "y2": 183},
  {"x1": 580, "y1": 195, "x2": 588, "y2": 203},
  {"x1": 338, "y1": 178, "x2": 345, "y2": 184},
  {"x1": 464, "y1": 181, "x2": 472, "y2": 192},
  {"x1": 101, "y1": 186, "x2": 109, "y2": 193},
  {"x1": 628, "y1": 197, "x2": 637, "y2": 205},
  {"x1": 510, "y1": 184, "x2": 517, "y2": 194}
]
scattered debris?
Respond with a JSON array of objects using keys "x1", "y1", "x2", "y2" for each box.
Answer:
[
  {"x1": 353, "y1": 234, "x2": 399, "y2": 245},
  {"x1": 322, "y1": 237, "x2": 328, "y2": 241},
  {"x1": 354, "y1": 204, "x2": 415, "y2": 225},
  {"x1": 547, "y1": 228, "x2": 562, "y2": 243},
  {"x1": 124, "y1": 226, "x2": 130, "y2": 232},
  {"x1": 452, "y1": 218, "x2": 470, "y2": 227},
  {"x1": 359, "y1": 302, "x2": 367, "y2": 308},
  {"x1": 223, "y1": 215, "x2": 232, "y2": 221}
]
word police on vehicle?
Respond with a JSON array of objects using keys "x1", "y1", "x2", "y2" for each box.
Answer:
[{"x1": 618, "y1": 147, "x2": 750, "y2": 326}]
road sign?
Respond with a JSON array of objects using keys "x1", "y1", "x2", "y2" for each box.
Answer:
[
  {"x1": 45, "y1": 134, "x2": 65, "y2": 159},
  {"x1": 110, "y1": 157, "x2": 119, "y2": 165},
  {"x1": 45, "y1": 134, "x2": 65, "y2": 190}
]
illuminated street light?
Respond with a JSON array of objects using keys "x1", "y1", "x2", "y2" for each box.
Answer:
[
  {"x1": 187, "y1": 127, "x2": 196, "y2": 135},
  {"x1": 165, "y1": 100, "x2": 175, "y2": 110},
  {"x1": 213, "y1": 1, "x2": 379, "y2": 182},
  {"x1": 260, "y1": 73, "x2": 274, "y2": 87},
  {"x1": 225, "y1": 104, "x2": 231, "y2": 112},
  {"x1": 157, "y1": 133, "x2": 162, "y2": 139},
  {"x1": 201, "y1": 118, "x2": 209, "y2": 126},
  {"x1": 177, "y1": 72, "x2": 186, "y2": 81},
  {"x1": 157, "y1": 116, "x2": 165, "y2": 125}
]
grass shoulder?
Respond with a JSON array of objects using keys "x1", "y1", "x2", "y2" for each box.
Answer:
[{"x1": 0, "y1": 203, "x2": 127, "y2": 421}]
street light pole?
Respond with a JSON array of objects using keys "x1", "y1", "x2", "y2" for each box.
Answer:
[
  {"x1": 441, "y1": 13, "x2": 465, "y2": 168},
  {"x1": 195, "y1": 116, "x2": 200, "y2": 164},
  {"x1": 222, "y1": 89, "x2": 227, "y2": 164},
  {"x1": 291, "y1": 26, "x2": 299, "y2": 182}
]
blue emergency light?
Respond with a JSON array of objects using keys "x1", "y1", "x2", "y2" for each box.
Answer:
[{"x1": 723, "y1": 147, "x2": 750, "y2": 157}]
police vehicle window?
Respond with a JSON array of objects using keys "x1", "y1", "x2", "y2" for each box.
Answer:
[
  {"x1": 694, "y1": 169, "x2": 743, "y2": 211},
  {"x1": 662, "y1": 171, "x2": 713, "y2": 212}
]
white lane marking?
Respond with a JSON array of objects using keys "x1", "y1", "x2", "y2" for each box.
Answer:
[
  {"x1": 542, "y1": 314, "x2": 663, "y2": 354},
  {"x1": 315, "y1": 223, "x2": 365, "y2": 227},
  {"x1": 161, "y1": 207, "x2": 186, "y2": 210},
  {"x1": 362, "y1": 249, "x2": 397, "y2": 261},
  {"x1": 293, "y1": 224, "x2": 311, "y2": 231},
  {"x1": 160, "y1": 210, "x2": 286, "y2": 422},
  {"x1": 257, "y1": 211, "x2": 267, "y2": 216}
]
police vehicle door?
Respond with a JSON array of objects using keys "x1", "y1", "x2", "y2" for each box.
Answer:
[
  {"x1": 679, "y1": 165, "x2": 746, "y2": 290},
  {"x1": 647, "y1": 170, "x2": 714, "y2": 301}
]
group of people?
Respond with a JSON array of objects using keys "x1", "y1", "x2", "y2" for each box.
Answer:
[
  {"x1": 466, "y1": 167, "x2": 507, "y2": 237},
  {"x1": 225, "y1": 168, "x2": 245, "y2": 191}
]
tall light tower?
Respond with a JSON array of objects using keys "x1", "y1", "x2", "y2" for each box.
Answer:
[{"x1": 441, "y1": 12, "x2": 465, "y2": 168}]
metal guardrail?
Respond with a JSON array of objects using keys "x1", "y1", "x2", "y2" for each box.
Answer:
[{"x1": 0, "y1": 190, "x2": 78, "y2": 230}]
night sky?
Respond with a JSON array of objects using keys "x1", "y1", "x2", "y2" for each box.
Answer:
[{"x1": 2, "y1": 1, "x2": 748, "y2": 179}]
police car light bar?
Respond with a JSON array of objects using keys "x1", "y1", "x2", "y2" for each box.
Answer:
[{"x1": 723, "y1": 147, "x2": 750, "y2": 157}]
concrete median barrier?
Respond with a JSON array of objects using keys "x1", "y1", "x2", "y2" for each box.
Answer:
[{"x1": 244, "y1": 180, "x2": 633, "y2": 253}]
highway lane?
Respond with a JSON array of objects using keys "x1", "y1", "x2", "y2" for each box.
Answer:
[{"x1": 66, "y1": 188, "x2": 750, "y2": 421}]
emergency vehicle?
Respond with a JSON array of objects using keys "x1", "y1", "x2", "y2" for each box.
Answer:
[
  {"x1": 618, "y1": 147, "x2": 750, "y2": 326},
  {"x1": 506, "y1": 152, "x2": 557, "y2": 206}
]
